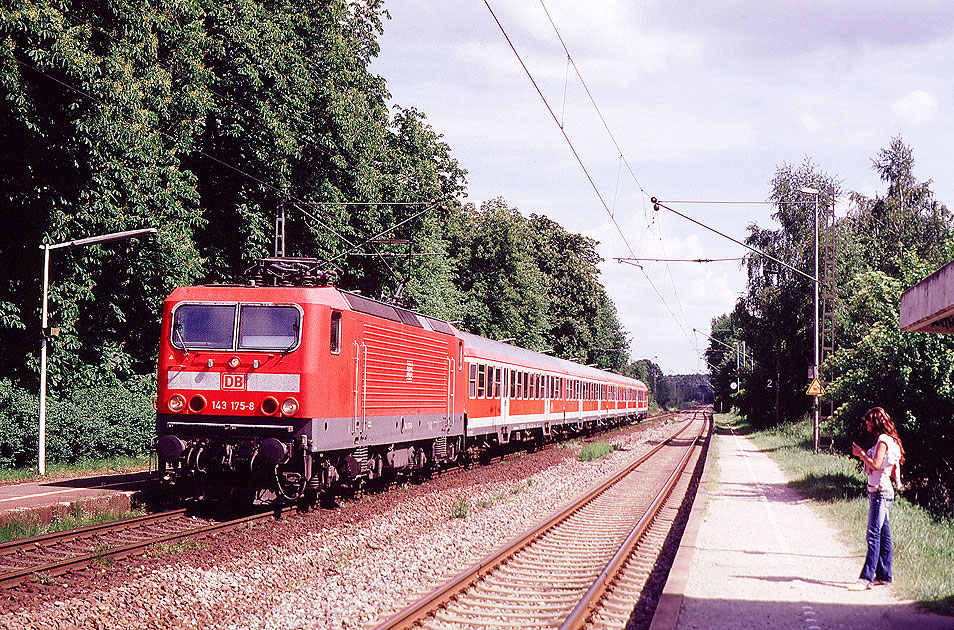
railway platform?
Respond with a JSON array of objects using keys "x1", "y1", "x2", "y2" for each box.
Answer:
[
  {"x1": 651, "y1": 427, "x2": 952, "y2": 630},
  {"x1": 0, "y1": 471, "x2": 155, "y2": 529}
]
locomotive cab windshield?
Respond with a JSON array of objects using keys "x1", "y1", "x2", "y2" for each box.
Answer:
[{"x1": 171, "y1": 303, "x2": 302, "y2": 352}]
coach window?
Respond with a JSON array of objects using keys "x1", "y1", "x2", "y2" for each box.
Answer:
[
  {"x1": 494, "y1": 367, "x2": 502, "y2": 398},
  {"x1": 477, "y1": 363, "x2": 486, "y2": 398},
  {"x1": 469, "y1": 364, "x2": 478, "y2": 399},
  {"x1": 330, "y1": 311, "x2": 342, "y2": 354}
]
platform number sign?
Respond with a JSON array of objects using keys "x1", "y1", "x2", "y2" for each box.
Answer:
[{"x1": 222, "y1": 373, "x2": 247, "y2": 391}]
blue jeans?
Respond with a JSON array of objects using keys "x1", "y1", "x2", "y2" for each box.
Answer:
[{"x1": 859, "y1": 491, "x2": 893, "y2": 583}]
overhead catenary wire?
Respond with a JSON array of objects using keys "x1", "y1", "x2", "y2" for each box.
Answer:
[
  {"x1": 617, "y1": 257, "x2": 747, "y2": 263},
  {"x1": 484, "y1": 0, "x2": 696, "y2": 349},
  {"x1": 652, "y1": 198, "x2": 818, "y2": 284},
  {"x1": 533, "y1": 0, "x2": 697, "y2": 341}
]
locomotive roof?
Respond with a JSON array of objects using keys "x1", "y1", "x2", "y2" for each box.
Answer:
[
  {"x1": 458, "y1": 330, "x2": 646, "y2": 389},
  {"x1": 166, "y1": 284, "x2": 645, "y2": 389}
]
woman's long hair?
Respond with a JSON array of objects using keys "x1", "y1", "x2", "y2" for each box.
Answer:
[{"x1": 863, "y1": 407, "x2": 905, "y2": 464}]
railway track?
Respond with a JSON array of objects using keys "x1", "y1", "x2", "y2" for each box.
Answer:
[
  {"x1": 0, "y1": 411, "x2": 678, "y2": 592},
  {"x1": 373, "y1": 409, "x2": 710, "y2": 630},
  {"x1": 0, "y1": 506, "x2": 284, "y2": 589}
]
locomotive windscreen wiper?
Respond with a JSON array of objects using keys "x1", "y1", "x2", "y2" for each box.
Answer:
[
  {"x1": 280, "y1": 322, "x2": 300, "y2": 356},
  {"x1": 174, "y1": 322, "x2": 190, "y2": 354}
]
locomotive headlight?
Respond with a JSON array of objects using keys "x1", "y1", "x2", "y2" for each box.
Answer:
[
  {"x1": 281, "y1": 397, "x2": 299, "y2": 416},
  {"x1": 228, "y1": 356, "x2": 241, "y2": 368},
  {"x1": 168, "y1": 394, "x2": 186, "y2": 413}
]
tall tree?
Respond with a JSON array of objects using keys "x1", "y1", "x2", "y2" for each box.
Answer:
[
  {"x1": 527, "y1": 214, "x2": 628, "y2": 371},
  {"x1": 735, "y1": 158, "x2": 841, "y2": 426},
  {"x1": 0, "y1": 0, "x2": 209, "y2": 385},
  {"x1": 447, "y1": 199, "x2": 549, "y2": 350}
]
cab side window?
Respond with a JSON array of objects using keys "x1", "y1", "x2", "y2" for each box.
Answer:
[{"x1": 330, "y1": 311, "x2": 342, "y2": 354}]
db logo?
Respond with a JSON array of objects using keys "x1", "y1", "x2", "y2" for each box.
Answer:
[{"x1": 222, "y1": 374, "x2": 247, "y2": 391}]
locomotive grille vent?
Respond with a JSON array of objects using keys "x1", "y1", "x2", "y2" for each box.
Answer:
[{"x1": 434, "y1": 436, "x2": 447, "y2": 459}]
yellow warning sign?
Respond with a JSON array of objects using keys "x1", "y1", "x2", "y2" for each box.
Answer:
[{"x1": 806, "y1": 377, "x2": 825, "y2": 396}]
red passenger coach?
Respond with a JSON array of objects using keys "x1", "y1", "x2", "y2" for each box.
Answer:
[
  {"x1": 460, "y1": 332, "x2": 648, "y2": 447},
  {"x1": 155, "y1": 258, "x2": 647, "y2": 504}
]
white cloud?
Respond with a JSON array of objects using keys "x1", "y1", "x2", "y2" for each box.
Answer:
[{"x1": 892, "y1": 90, "x2": 939, "y2": 127}]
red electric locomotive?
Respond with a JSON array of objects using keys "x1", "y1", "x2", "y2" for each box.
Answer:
[{"x1": 154, "y1": 258, "x2": 648, "y2": 503}]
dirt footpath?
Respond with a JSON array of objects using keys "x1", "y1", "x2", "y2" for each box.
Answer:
[{"x1": 655, "y1": 428, "x2": 953, "y2": 630}]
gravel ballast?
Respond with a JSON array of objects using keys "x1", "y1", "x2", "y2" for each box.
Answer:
[{"x1": 0, "y1": 418, "x2": 685, "y2": 630}]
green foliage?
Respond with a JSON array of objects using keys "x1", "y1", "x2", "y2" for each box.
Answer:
[
  {"x1": 527, "y1": 214, "x2": 628, "y2": 371},
  {"x1": 828, "y1": 267, "x2": 954, "y2": 516},
  {"x1": 706, "y1": 138, "x2": 954, "y2": 518},
  {"x1": 449, "y1": 495, "x2": 469, "y2": 519},
  {"x1": 1, "y1": 504, "x2": 146, "y2": 544},
  {"x1": 0, "y1": 375, "x2": 154, "y2": 469},
  {"x1": 447, "y1": 199, "x2": 550, "y2": 349},
  {"x1": 579, "y1": 440, "x2": 613, "y2": 462},
  {"x1": 0, "y1": 0, "x2": 635, "y2": 469}
]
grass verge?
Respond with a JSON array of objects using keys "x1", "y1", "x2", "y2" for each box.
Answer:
[
  {"x1": 1, "y1": 504, "x2": 148, "y2": 543},
  {"x1": 721, "y1": 413, "x2": 954, "y2": 616}
]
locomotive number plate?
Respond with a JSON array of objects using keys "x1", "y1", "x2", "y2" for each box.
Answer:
[{"x1": 211, "y1": 400, "x2": 255, "y2": 411}]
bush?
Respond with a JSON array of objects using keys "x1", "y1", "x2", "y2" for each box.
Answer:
[
  {"x1": 0, "y1": 379, "x2": 40, "y2": 469},
  {"x1": 0, "y1": 374, "x2": 156, "y2": 469}
]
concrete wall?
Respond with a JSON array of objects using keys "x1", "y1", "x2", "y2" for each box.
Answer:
[{"x1": 900, "y1": 259, "x2": 954, "y2": 333}]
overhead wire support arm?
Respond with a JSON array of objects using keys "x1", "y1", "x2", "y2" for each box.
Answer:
[
  {"x1": 615, "y1": 257, "x2": 746, "y2": 264},
  {"x1": 651, "y1": 197, "x2": 818, "y2": 284}
]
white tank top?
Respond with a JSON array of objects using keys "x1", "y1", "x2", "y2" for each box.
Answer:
[{"x1": 866, "y1": 434, "x2": 901, "y2": 495}]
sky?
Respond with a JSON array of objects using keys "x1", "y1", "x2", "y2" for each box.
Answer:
[{"x1": 370, "y1": 0, "x2": 954, "y2": 375}]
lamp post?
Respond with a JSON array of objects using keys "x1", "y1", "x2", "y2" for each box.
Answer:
[
  {"x1": 799, "y1": 186, "x2": 821, "y2": 455},
  {"x1": 38, "y1": 228, "x2": 157, "y2": 475}
]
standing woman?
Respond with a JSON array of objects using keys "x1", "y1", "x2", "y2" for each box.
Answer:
[{"x1": 848, "y1": 406, "x2": 904, "y2": 590}]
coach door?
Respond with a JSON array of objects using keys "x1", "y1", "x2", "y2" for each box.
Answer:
[
  {"x1": 543, "y1": 374, "x2": 552, "y2": 424},
  {"x1": 500, "y1": 367, "x2": 510, "y2": 426}
]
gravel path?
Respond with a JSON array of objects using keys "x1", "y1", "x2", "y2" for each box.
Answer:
[
  {"x1": 0, "y1": 418, "x2": 685, "y2": 630},
  {"x1": 671, "y1": 429, "x2": 953, "y2": 630}
]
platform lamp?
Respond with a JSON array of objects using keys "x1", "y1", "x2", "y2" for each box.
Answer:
[
  {"x1": 38, "y1": 228, "x2": 157, "y2": 475},
  {"x1": 798, "y1": 186, "x2": 821, "y2": 455}
]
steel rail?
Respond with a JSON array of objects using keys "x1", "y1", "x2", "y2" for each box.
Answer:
[
  {"x1": 560, "y1": 413, "x2": 709, "y2": 629},
  {"x1": 2, "y1": 411, "x2": 674, "y2": 591},
  {"x1": 0, "y1": 506, "x2": 289, "y2": 589},
  {"x1": 373, "y1": 415, "x2": 698, "y2": 630},
  {"x1": 0, "y1": 508, "x2": 189, "y2": 555}
]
